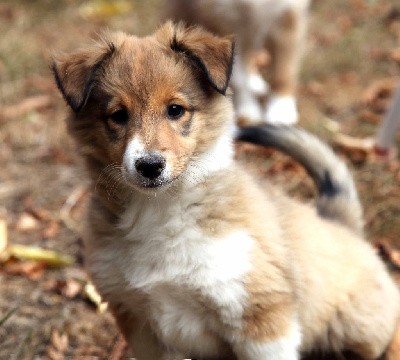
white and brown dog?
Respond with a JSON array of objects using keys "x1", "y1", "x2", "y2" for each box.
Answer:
[
  {"x1": 53, "y1": 22, "x2": 400, "y2": 359},
  {"x1": 164, "y1": 0, "x2": 311, "y2": 125}
]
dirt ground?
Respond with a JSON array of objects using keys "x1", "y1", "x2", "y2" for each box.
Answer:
[{"x1": 0, "y1": 0, "x2": 399, "y2": 359}]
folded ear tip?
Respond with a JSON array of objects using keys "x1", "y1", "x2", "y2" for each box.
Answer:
[
  {"x1": 168, "y1": 23, "x2": 235, "y2": 96},
  {"x1": 51, "y1": 41, "x2": 116, "y2": 113}
]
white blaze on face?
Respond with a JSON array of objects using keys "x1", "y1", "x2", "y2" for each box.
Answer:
[
  {"x1": 123, "y1": 136, "x2": 146, "y2": 177},
  {"x1": 122, "y1": 136, "x2": 172, "y2": 190}
]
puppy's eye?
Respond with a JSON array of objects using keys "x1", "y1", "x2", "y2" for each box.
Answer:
[
  {"x1": 109, "y1": 109, "x2": 129, "y2": 125},
  {"x1": 167, "y1": 104, "x2": 185, "y2": 120}
]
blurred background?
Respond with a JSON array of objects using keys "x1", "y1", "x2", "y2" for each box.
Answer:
[{"x1": 0, "y1": 0, "x2": 399, "y2": 358}]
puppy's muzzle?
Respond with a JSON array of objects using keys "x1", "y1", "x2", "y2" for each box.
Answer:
[{"x1": 135, "y1": 153, "x2": 166, "y2": 180}]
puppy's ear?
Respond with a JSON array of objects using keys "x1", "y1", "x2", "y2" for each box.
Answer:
[
  {"x1": 161, "y1": 21, "x2": 235, "y2": 95},
  {"x1": 51, "y1": 39, "x2": 116, "y2": 113}
]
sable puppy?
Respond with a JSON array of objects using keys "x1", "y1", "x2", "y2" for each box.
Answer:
[
  {"x1": 164, "y1": 0, "x2": 311, "y2": 125},
  {"x1": 53, "y1": 22, "x2": 400, "y2": 359}
]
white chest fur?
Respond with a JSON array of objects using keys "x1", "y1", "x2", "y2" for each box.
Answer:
[{"x1": 87, "y1": 188, "x2": 255, "y2": 355}]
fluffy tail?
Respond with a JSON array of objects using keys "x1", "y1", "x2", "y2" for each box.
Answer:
[{"x1": 236, "y1": 125, "x2": 363, "y2": 234}]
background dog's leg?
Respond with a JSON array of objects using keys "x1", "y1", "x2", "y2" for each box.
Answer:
[
  {"x1": 231, "y1": 45, "x2": 263, "y2": 123},
  {"x1": 264, "y1": 7, "x2": 308, "y2": 125}
]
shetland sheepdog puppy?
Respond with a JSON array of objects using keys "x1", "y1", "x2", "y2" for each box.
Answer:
[{"x1": 52, "y1": 22, "x2": 400, "y2": 360}]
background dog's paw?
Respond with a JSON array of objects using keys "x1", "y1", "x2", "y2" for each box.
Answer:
[
  {"x1": 248, "y1": 73, "x2": 269, "y2": 96},
  {"x1": 264, "y1": 94, "x2": 298, "y2": 125}
]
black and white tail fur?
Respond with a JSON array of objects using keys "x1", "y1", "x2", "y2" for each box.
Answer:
[{"x1": 237, "y1": 125, "x2": 364, "y2": 235}]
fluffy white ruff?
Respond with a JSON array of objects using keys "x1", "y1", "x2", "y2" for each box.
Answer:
[{"x1": 182, "y1": 123, "x2": 235, "y2": 187}]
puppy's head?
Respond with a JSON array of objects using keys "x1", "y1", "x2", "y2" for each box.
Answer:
[{"x1": 52, "y1": 22, "x2": 235, "y2": 193}]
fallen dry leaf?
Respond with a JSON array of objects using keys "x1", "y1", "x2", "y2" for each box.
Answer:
[
  {"x1": 369, "y1": 97, "x2": 391, "y2": 114},
  {"x1": 373, "y1": 145, "x2": 399, "y2": 163},
  {"x1": 8, "y1": 245, "x2": 74, "y2": 267},
  {"x1": 16, "y1": 206, "x2": 62, "y2": 238},
  {"x1": 27, "y1": 207, "x2": 52, "y2": 222},
  {"x1": 358, "y1": 109, "x2": 381, "y2": 123},
  {"x1": 60, "y1": 187, "x2": 90, "y2": 235},
  {"x1": 43, "y1": 220, "x2": 61, "y2": 239},
  {"x1": 84, "y1": 282, "x2": 108, "y2": 313},
  {"x1": 47, "y1": 347, "x2": 64, "y2": 360},
  {"x1": 3, "y1": 259, "x2": 46, "y2": 281},
  {"x1": 16, "y1": 212, "x2": 40, "y2": 233},
  {"x1": 333, "y1": 133, "x2": 374, "y2": 163},
  {"x1": 361, "y1": 78, "x2": 398, "y2": 105},
  {"x1": 51, "y1": 329, "x2": 69, "y2": 353},
  {"x1": 57, "y1": 279, "x2": 82, "y2": 299}
]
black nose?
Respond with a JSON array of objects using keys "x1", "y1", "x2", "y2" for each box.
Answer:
[{"x1": 135, "y1": 154, "x2": 166, "y2": 179}]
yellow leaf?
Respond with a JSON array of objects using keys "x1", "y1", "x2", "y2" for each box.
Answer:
[{"x1": 8, "y1": 245, "x2": 74, "y2": 267}]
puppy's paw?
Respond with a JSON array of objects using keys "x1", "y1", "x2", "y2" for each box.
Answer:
[
  {"x1": 264, "y1": 94, "x2": 298, "y2": 125},
  {"x1": 248, "y1": 73, "x2": 269, "y2": 96}
]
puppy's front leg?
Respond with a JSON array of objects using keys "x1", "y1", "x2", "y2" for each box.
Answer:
[
  {"x1": 112, "y1": 306, "x2": 167, "y2": 360},
  {"x1": 126, "y1": 322, "x2": 186, "y2": 360},
  {"x1": 233, "y1": 322, "x2": 301, "y2": 360}
]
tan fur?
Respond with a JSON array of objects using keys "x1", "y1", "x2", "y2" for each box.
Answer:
[{"x1": 53, "y1": 22, "x2": 400, "y2": 359}]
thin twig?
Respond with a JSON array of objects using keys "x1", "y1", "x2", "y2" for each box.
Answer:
[{"x1": 0, "y1": 307, "x2": 18, "y2": 327}]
